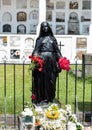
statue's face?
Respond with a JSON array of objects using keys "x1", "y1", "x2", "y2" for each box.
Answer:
[{"x1": 41, "y1": 22, "x2": 50, "y2": 33}]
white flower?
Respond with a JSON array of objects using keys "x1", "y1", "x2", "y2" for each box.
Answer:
[
  {"x1": 65, "y1": 104, "x2": 72, "y2": 114},
  {"x1": 69, "y1": 114, "x2": 77, "y2": 123},
  {"x1": 21, "y1": 108, "x2": 33, "y2": 117}
]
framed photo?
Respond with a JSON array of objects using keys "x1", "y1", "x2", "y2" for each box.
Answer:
[
  {"x1": 46, "y1": 11, "x2": 52, "y2": 21},
  {"x1": 17, "y1": 24, "x2": 26, "y2": 34},
  {"x1": 46, "y1": 0, "x2": 54, "y2": 10},
  {"x1": 82, "y1": 0, "x2": 91, "y2": 9},
  {"x1": 16, "y1": 0, "x2": 27, "y2": 9},
  {"x1": 30, "y1": 24, "x2": 37, "y2": 34},
  {"x1": 29, "y1": 10, "x2": 38, "y2": 20},
  {"x1": 56, "y1": 1, "x2": 65, "y2": 9},
  {"x1": 17, "y1": 12, "x2": 26, "y2": 21},
  {"x1": 56, "y1": 12, "x2": 65, "y2": 22},
  {"x1": 10, "y1": 49, "x2": 20, "y2": 59},
  {"x1": 30, "y1": 0, "x2": 38, "y2": 8},
  {"x1": 82, "y1": 25, "x2": 89, "y2": 34},
  {"x1": 0, "y1": 36, "x2": 7, "y2": 46},
  {"x1": 56, "y1": 25, "x2": 65, "y2": 35},
  {"x1": 3, "y1": 0, "x2": 11, "y2": 5},
  {"x1": 69, "y1": 1, "x2": 78, "y2": 9},
  {"x1": 68, "y1": 22, "x2": 79, "y2": 34},
  {"x1": 76, "y1": 38, "x2": 87, "y2": 48},
  {"x1": 3, "y1": 24, "x2": 11, "y2": 32},
  {"x1": 81, "y1": 12, "x2": 91, "y2": 22}
]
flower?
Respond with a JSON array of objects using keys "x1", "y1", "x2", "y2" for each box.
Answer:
[
  {"x1": 29, "y1": 55, "x2": 44, "y2": 72},
  {"x1": 31, "y1": 94, "x2": 36, "y2": 100},
  {"x1": 58, "y1": 57, "x2": 70, "y2": 71},
  {"x1": 21, "y1": 107, "x2": 33, "y2": 117},
  {"x1": 20, "y1": 103, "x2": 84, "y2": 130},
  {"x1": 45, "y1": 104, "x2": 59, "y2": 119}
]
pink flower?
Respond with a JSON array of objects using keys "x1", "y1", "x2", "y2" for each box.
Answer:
[{"x1": 58, "y1": 57, "x2": 70, "y2": 71}]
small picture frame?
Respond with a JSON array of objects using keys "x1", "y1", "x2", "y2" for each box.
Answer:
[
  {"x1": 56, "y1": 12, "x2": 65, "y2": 22},
  {"x1": 56, "y1": 1, "x2": 65, "y2": 9},
  {"x1": 56, "y1": 25, "x2": 65, "y2": 35},
  {"x1": 10, "y1": 49, "x2": 20, "y2": 59},
  {"x1": 17, "y1": 12, "x2": 26, "y2": 21}
]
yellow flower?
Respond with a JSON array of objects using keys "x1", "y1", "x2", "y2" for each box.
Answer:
[{"x1": 45, "y1": 110, "x2": 59, "y2": 119}]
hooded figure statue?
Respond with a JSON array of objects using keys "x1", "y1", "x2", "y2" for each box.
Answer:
[{"x1": 31, "y1": 21, "x2": 62, "y2": 105}]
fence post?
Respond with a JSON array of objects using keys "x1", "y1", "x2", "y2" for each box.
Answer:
[
  {"x1": 74, "y1": 57, "x2": 78, "y2": 114},
  {"x1": 66, "y1": 71, "x2": 68, "y2": 105},
  {"x1": 22, "y1": 56, "x2": 26, "y2": 110},
  {"x1": 82, "y1": 54, "x2": 85, "y2": 124},
  {"x1": 2, "y1": 56, "x2": 7, "y2": 129}
]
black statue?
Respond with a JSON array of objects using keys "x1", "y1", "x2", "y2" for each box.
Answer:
[{"x1": 32, "y1": 21, "x2": 62, "y2": 105}]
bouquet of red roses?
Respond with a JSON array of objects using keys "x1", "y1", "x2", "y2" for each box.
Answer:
[
  {"x1": 58, "y1": 57, "x2": 70, "y2": 71},
  {"x1": 29, "y1": 55, "x2": 44, "y2": 72}
]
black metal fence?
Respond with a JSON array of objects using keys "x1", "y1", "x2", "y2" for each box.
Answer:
[{"x1": 0, "y1": 60, "x2": 92, "y2": 128}]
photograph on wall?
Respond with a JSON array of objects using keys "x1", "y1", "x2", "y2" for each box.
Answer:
[
  {"x1": 17, "y1": 24, "x2": 26, "y2": 34},
  {"x1": 69, "y1": 1, "x2": 78, "y2": 9},
  {"x1": 76, "y1": 37, "x2": 87, "y2": 60},
  {"x1": 82, "y1": 0, "x2": 91, "y2": 9},
  {"x1": 56, "y1": 25, "x2": 65, "y2": 34},
  {"x1": 76, "y1": 38, "x2": 87, "y2": 48},
  {"x1": 3, "y1": 0, "x2": 11, "y2": 5},
  {"x1": 68, "y1": 22, "x2": 79, "y2": 34},
  {"x1": 56, "y1": 12, "x2": 65, "y2": 22},
  {"x1": 10, "y1": 36, "x2": 21, "y2": 46},
  {"x1": 29, "y1": 10, "x2": 38, "y2": 20},
  {"x1": 17, "y1": 12, "x2": 26, "y2": 21},
  {"x1": 82, "y1": 25, "x2": 89, "y2": 34},
  {"x1": 10, "y1": 49, "x2": 20, "y2": 59},
  {"x1": 30, "y1": 0, "x2": 38, "y2": 8},
  {"x1": 81, "y1": 12, "x2": 91, "y2": 22},
  {"x1": 24, "y1": 37, "x2": 34, "y2": 48},
  {"x1": 46, "y1": 0, "x2": 54, "y2": 10},
  {"x1": 3, "y1": 24, "x2": 11, "y2": 32},
  {"x1": 69, "y1": 12, "x2": 78, "y2": 22},
  {"x1": 30, "y1": 24, "x2": 37, "y2": 34},
  {"x1": 46, "y1": 11, "x2": 52, "y2": 21},
  {"x1": 0, "y1": 36, "x2": 7, "y2": 46},
  {"x1": 56, "y1": 1, "x2": 65, "y2": 9},
  {"x1": 16, "y1": 0, "x2": 27, "y2": 9}
]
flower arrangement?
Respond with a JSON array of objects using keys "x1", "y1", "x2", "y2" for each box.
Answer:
[
  {"x1": 42, "y1": 104, "x2": 84, "y2": 130},
  {"x1": 20, "y1": 103, "x2": 84, "y2": 130},
  {"x1": 29, "y1": 55, "x2": 44, "y2": 72},
  {"x1": 58, "y1": 57, "x2": 70, "y2": 71}
]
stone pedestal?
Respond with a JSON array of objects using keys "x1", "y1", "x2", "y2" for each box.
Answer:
[{"x1": 82, "y1": 54, "x2": 92, "y2": 77}]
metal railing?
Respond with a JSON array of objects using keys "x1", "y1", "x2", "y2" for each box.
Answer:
[{"x1": 0, "y1": 60, "x2": 92, "y2": 128}]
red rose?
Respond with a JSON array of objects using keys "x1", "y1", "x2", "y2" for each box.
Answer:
[
  {"x1": 31, "y1": 94, "x2": 36, "y2": 100},
  {"x1": 58, "y1": 57, "x2": 70, "y2": 71},
  {"x1": 29, "y1": 55, "x2": 44, "y2": 72}
]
